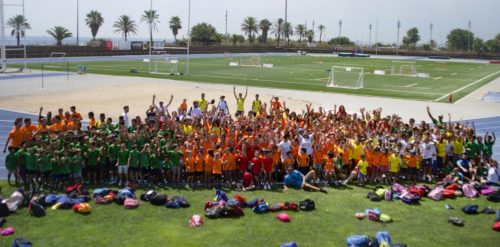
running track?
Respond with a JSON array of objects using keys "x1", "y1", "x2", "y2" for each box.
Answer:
[{"x1": 0, "y1": 108, "x2": 498, "y2": 180}]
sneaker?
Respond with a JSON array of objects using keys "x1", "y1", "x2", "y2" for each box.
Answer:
[
  {"x1": 448, "y1": 217, "x2": 464, "y2": 226},
  {"x1": 445, "y1": 204, "x2": 454, "y2": 210},
  {"x1": 319, "y1": 188, "x2": 328, "y2": 194}
]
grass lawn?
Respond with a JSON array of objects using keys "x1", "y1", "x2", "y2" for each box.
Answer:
[
  {"x1": 17, "y1": 55, "x2": 500, "y2": 102},
  {"x1": 0, "y1": 181, "x2": 498, "y2": 246}
]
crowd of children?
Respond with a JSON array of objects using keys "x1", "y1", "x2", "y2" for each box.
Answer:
[{"x1": 2, "y1": 90, "x2": 498, "y2": 192}]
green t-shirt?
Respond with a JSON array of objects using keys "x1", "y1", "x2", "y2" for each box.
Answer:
[
  {"x1": 51, "y1": 157, "x2": 62, "y2": 175},
  {"x1": 118, "y1": 149, "x2": 130, "y2": 166},
  {"x1": 150, "y1": 154, "x2": 161, "y2": 169},
  {"x1": 60, "y1": 156, "x2": 72, "y2": 174},
  {"x1": 129, "y1": 150, "x2": 139, "y2": 167},
  {"x1": 98, "y1": 147, "x2": 108, "y2": 165},
  {"x1": 86, "y1": 149, "x2": 100, "y2": 166},
  {"x1": 108, "y1": 143, "x2": 120, "y2": 161},
  {"x1": 6, "y1": 152, "x2": 17, "y2": 171},
  {"x1": 15, "y1": 149, "x2": 26, "y2": 168},
  {"x1": 72, "y1": 155, "x2": 84, "y2": 173},
  {"x1": 38, "y1": 154, "x2": 53, "y2": 172},
  {"x1": 25, "y1": 153, "x2": 38, "y2": 171},
  {"x1": 140, "y1": 151, "x2": 150, "y2": 168},
  {"x1": 484, "y1": 140, "x2": 494, "y2": 156},
  {"x1": 167, "y1": 150, "x2": 183, "y2": 167}
]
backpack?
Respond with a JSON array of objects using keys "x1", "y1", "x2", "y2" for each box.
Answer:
[
  {"x1": 165, "y1": 200, "x2": 180, "y2": 209},
  {"x1": 269, "y1": 204, "x2": 284, "y2": 212},
  {"x1": 223, "y1": 205, "x2": 244, "y2": 217},
  {"x1": 283, "y1": 202, "x2": 299, "y2": 211},
  {"x1": 151, "y1": 194, "x2": 169, "y2": 206},
  {"x1": 367, "y1": 192, "x2": 381, "y2": 201},
  {"x1": 384, "y1": 189, "x2": 392, "y2": 201},
  {"x1": 276, "y1": 213, "x2": 291, "y2": 222},
  {"x1": 65, "y1": 184, "x2": 82, "y2": 195},
  {"x1": 299, "y1": 199, "x2": 315, "y2": 211},
  {"x1": 12, "y1": 237, "x2": 33, "y2": 247},
  {"x1": 366, "y1": 208, "x2": 380, "y2": 222},
  {"x1": 445, "y1": 184, "x2": 459, "y2": 191},
  {"x1": 0, "y1": 203, "x2": 10, "y2": 217},
  {"x1": 401, "y1": 193, "x2": 420, "y2": 205},
  {"x1": 346, "y1": 235, "x2": 369, "y2": 247},
  {"x1": 114, "y1": 194, "x2": 126, "y2": 205},
  {"x1": 124, "y1": 198, "x2": 140, "y2": 209},
  {"x1": 246, "y1": 198, "x2": 259, "y2": 208},
  {"x1": 92, "y1": 188, "x2": 109, "y2": 198},
  {"x1": 205, "y1": 206, "x2": 223, "y2": 218},
  {"x1": 374, "y1": 186, "x2": 386, "y2": 198},
  {"x1": 379, "y1": 214, "x2": 392, "y2": 223},
  {"x1": 375, "y1": 231, "x2": 392, "y2": 246},
  {"x1": 234, "y1": 194, "x2": 247, "y2": 206},
  {"x1": 215, "y1": 190, "x2": 228, "y2": 202},
  {"x1": 493, "y1": 221, "x2": 500, "y2": 231},
  {"x1": 408, "y1": 187, "x2": 424, "y2": 198},
  {"x1": 462, "y1": 204, "x2": 479, "y2": 214},
  {"x1": 462, "y1": 184, "x2": 479, "y2": 199},
  {"x1": 487, "y1": 190, "x2": 500, "y2": 202},
  {"x1": 140, "y1": 190, "x2": 157, "y2": 201},
  {"x1": 280, "y1": 242, "x2": 297, "y2": 247},
  {"x1": 428, "y1": 186, "x2": 444, "y2": 201},
  {"x1": 95, "y1": 196, "x2": 111, "y2": 204},
  {"x1": 44, "y1": 194, "x2": 60, "y2": 206},
  {"x1": 391, "y1": 183, "x2": 405, "y2": 193},
  {"x1": 443, "y1": 189, "x2": 456, "y2": 198},
  {"x1": 173, "y1": 195, "x2": 190, "y2": 208},
  {"x1": 480, "y1": 186, "x2": 495, "y2": 196},
  {"x1": 28, "y1": 202, "x2": 45, "y2": 217},
  {"x1": 253, "y1": 200, "x2": 269, "y2": 214},
  {"x1": 57, "y1": 196, "x2": 75, "y2": 209},
  {"x1": 72, "y1": 203, "x2": 91, "y2": 214},
  {"x1": 189, "y1": 215, "x2": 203, "y2": 227}
]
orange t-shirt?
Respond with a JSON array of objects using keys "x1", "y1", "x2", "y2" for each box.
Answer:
[
  {"x1": 8, "y1": 128, "x2": 24, "y2": 148},
  {"x1": 407, "y1": 154, "x2": 418, "y2": 168},
  {"x1": 222, "y1": 153, "x2": 237, "y2": 171},
  {"x1": 324, "y1": 156, "x2": 334, "y2": 171},
  {"x1": 297, "y1": 153, "x2": 309, "y2": 167},
  {"x1": 185, "y1": 157, "x2": 196, "y2": 173},
  {"x1": 372, "y1": 152, "x2": 382, "y2": 166},
  {"x1": 380, "y1": 153, "x2": 389, "y2": 167},
  {"x1": 313, "y1": 150, "x2": 324, "y2": 164},
  {"x1": 180, "y1": 102, "x2": 188, "y2": 111},
  {"x1": 195, "y1": 157, "x2": 204, "y2": 172},
  {"x1": 20, "y1": 125, "x2": 38, "y2": 141},
  {"x1": 204, "y1": 155, "x2": 214, "y2": 172},
  {"x1": 212, "y1": 159, "x2": 223, "y2": 174}
]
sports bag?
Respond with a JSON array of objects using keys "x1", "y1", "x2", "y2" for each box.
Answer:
[
  {"x1": 276, "y1": 213, "x2": 291, "y2": 222},
  {"x1": 114, "y1": 194, "x2": 126, "y2": 205},
  {"x1": 375, "y1": 231, "x2": 392, "y2": 246},
  {"x1": 428, "y1": 186, "x2": 444, "y2": 201},
  {"x1": 92, "y1": 188, "x2": 109, "y2": 198},
  {"x1": 366, "y1": 208, "x2": 380, "y2": 222},
  {"x1": 44, "y1": 194, "x2": 60, "y2": 206},
  {"x1": 384, "y1": 189, "x2": 392, "y2": 201},
  {"x1": 280, "y1": 242, "x2": 297, "y2": 247},
  {"x1": 269, "y1": 204, "x2": 284, "y2": 212},
  {"x1": 28, "y1": 202, "x2": 45, "y2": 217},
  {"x1": 401, "y1": 193, "x2": 420, "y2": 205},
  {"x1": 346, "y1": 235, "x2": 369, "y2": 247},
  {"x1": 480, "y1": 186, "x2": 495, "y2": 196},
  {"x1": 124, "y1": 198, "x2": 140, "y2": 209},
  {"x1": 12, "y1": 237, "x2": 33, "y2": 247},
  {"x1": 391, "y1": 183, "x2": 405, "y2": 193},
  {"x1": 189, "y1": 215, "x2": 203, "y2": 227},
  {"x1": 165, "y1": 200, "x2": 180, "y2": 209},
  {"x1": 462, "y1": 184, "x2": 479, "y2": 199},
  {"x1": 462, "y1": 204, "x2": 479, "y2": 214},
  {"x1": 487, "y1": 190, "x2": 500, "y2": 202},
  {"x1": 408, "y1": 187, "x2": 424, "y2": 198},
  {"x1": 299, "y1": 199, "x2": 316, "y2": 211},
  {"x1": 140, "y1": 190, "x2": 157, "y2": 201},
  {"x1": 95, "y1": 196, "x2": 111, "y2": 204},
  {"x1": 374, "y1": 186, "x2": 386, "y2": 198},
  {"x1": 205, "y1": 206, "x2": 223, "y2": 218},
  {"x1": 493, "y1": 221, "x2": 500, "y2": 231},
  {"x1": 0, "y1": 203, "x2": 10, "y2": 217},
  {"x1": 173, "y1": 195, "x2": 190, "y2": 208},
  {"x1": 253, "y1": 200, "x2": 269, "y2": 214},
  {"x1": 443, "y1": 189, "x2": 456, "y2": 198},
  {"x1": 379, "y1": 214, "x2": 392, "y2": 223},
  {"x1": 367, "y1": 192, "x2": 381, "y2": 201},
  {"x1": 151, "y1": 194, "x2": 169, "y2": 206},
  {"x1": 283, "y1": 202, "x2": 299, "y2": 211}
]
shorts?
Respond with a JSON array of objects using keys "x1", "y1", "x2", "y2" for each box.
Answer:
[
  {"x1": 313, "y1": 164, "x2": 322, "y2": 170},
  {"x1": 187, "y1": 172, "x2": 196, "y2": 177},
  {"x1": 117, "y1": 165, "x2": 128, "y2": 174},
  {"x1": 72, "y1": 171, "x2": 82, "y2": 178},
  {"x1": 357, "y1": 173, "x2": 366, "y2": 180},
  {"x1": 195, "y1": 171, "x2": 204, "y2": 176},
  {"x1": 212, "y1": 174, "x2": 222, "y2": 180},
  {"x1": 26, "y1": 169, "x2": 38, "y2": 176},
  {"x1": 408, "y1": 167, "x2": 417, "y2": 175},
  {"x1": 367, "y1": 165, "x2": 376, "y2": 174},
  {"x1": 171, "y1": 166, "x2": 181, "y2": 176},
  {"x1": 150, "y1": 168, "x2": 160, "y2": 177},
  {"x1": 298, "y1": 166, "x2": 310, "y2": 175},
  {"x1": 422, "y1": 158, "x2": 432, "y2": 168},
  {"x1": 379, "y1": 166, "x2": 388, "y2": 173},
  {"x1": 41, "y1": 171, "x2": 51, "y2": 178}
]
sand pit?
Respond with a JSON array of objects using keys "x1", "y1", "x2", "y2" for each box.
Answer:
[{"x1": 0, "y1": 71, "x2": 499, "y2": 122}]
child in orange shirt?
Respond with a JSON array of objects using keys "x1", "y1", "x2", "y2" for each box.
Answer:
[
  {"x1": 185, "y1": 150, "x2": 196, "y2": 185},
  {"x1": 212, "y1": 152, "x2": 223, "y2": 184}
]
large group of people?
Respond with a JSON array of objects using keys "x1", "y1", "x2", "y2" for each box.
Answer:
[{"x1": 2, "y1": 86, "x2": 499, "y2": 193}]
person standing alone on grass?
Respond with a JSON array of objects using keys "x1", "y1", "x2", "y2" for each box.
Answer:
[{"x1": 233, "y1": 86, "x2": 248, "y2": 116}]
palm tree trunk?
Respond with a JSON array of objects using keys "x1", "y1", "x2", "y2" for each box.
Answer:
[
  {"x1": 16, "y1": 32, "x2": 20, "y2": 47},
  {"x1": 150, "y1": 26, "x2": 153, "y2": 47}
]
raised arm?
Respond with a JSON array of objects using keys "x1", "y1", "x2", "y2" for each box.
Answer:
[
  {"x1": 152, "y1": 94, "x2": 156, "y2": 106},
  {"x1": 233, "y1": 86, "x2": 238, "y2": 100},
  {"x1": 39, "y1": 107, "x2": 44, "y2": 121},
  {"x1": 426, "y1": 106, "x2": 436, "y2": 122},
  {"x1": 244, "y1": 87, "x2": 248, "y2": 100},
  {"x1": 166, "y1": 94, "x2": 174, "y2": 107}
]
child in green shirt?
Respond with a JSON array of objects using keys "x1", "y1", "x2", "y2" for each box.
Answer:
[
  {"x1": 5, "y1": 147, "x2": 17, "y2": 185},
  {"x1": 72, "y1": 149, "x2": 84, "y2": 183}
]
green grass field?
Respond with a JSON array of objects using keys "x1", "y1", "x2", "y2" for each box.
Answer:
[
  {"x1": 21, "y1": 55, "x2": 500, "y2": 102},
  {"x1": 0, "y1": 182, "x2": 498, "y2": 247}
]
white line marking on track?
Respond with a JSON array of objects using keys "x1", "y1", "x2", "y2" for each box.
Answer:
[
  {"x1": 434, "y1": 70, "x2": 500, "y2": 102},
  {"x1": 405, "y1": 83, "x2": 417, "y2": 87}
]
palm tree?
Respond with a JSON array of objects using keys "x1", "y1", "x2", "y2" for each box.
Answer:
[
  {"x1": 169, "y1": 16, "x2": 182, "y2": 42},
  {"x1": 6, "y1": 15, "x2": 31, "y2": 46},
  {"x1": 295, "y1": 24, "x2": 306, "y2": 44},
  {"x1": 259, "y1": 19, "x2": 272, "y2": 43},
  {"x1": 141, "y1": 10, "x2": 160, "y2": 46},
  {"x1": 318, "y1": 24, "x2": 325, "y2": 44},
  {"x1": 272, "y1": 18, "x2": 284, "y2": 47},
  {"x1": 283, "y1": 22, "x2": 293, "y2": 46},
  {"x1": 113, "y1": 15, "x2": 138, "y2": 41},
  {"x1": 85, "y1": 10, "x2": 104, "y2": 41},
  {"x1": 47, "y1": 26, "x2": 72, "y2": 46},
  {"x1": 241, "y1": 17, "x2": 259, "y2": 43},
  {"x1": 306, "y1": 30, "x2": 314, "y2": 43}
]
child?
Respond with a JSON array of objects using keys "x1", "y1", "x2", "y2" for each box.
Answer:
[
  {"x1": 195, "y1": 152, "x2": 204, "y2": 185},
  {"x1": 85, "y1": 142, "x2": 100, "y2": 184},
  {"x1": 5, "y1": 147, "x2": 18, "y2": 185},
  {"x1": 37, "y1": 149, "x2": 52, "y2": 190},
  {"x1": 388, "y1": 149, "x2": 401, "y2": 184},
  {"x1": 296, "y1": 148, "x2": 310, "y2": 176},
  {"x1": 128, "y1": 144, "x2": 140, "y2": 186},
  {"x1": 262, "y1": 150, "x2": 274, "y2": 190},
  {"x1": 185, "y1": 150, "x2": 196, "y2": 186},
  {"x1": 139, "y1": 144, "x2": 151, "y2": 185},
  {"x1": 356, "y1": 154, "x2": 369, "y2": 186},
  {"x1": 312, "y1": 145, "x2": 324, "y2": 182},
  {"x1": 212, "y1": 152, "x2": 223, "y2": 185},
  {"x1": 222, "y1": 148, "x2": 236, "y2": 185},
  {"x1": 25, "y1": 147, "x2": 38, "y2": 189},
  {"x1": 204, "y1": 149, "x2": 215, "y2": 186},
  {"x1": 72, "y1": 149, "x2": 84, "y2": 184},
  {"x1": 61, "y1": 150, "x2": 73, "y2": 187},
  {"x1": 323, "y1": 151, "x2": 336, "y2": 183},
  {"x1": 116, "y1": 143, "x2": 130, "y2": 186}
]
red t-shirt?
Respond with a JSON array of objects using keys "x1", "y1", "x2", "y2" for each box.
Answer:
[
  {"x1": 251, "y1": 157, "x2": 262, "y2": 175},
  {"x1": 243, "y1": 172, "x2": 253, "y2": 187},
  {"x1": 237, "y1": 154, "x2": 248, "y2": 171},
  {"x1": 263, "y1": 157, "x2": 273, "y2": 172}
]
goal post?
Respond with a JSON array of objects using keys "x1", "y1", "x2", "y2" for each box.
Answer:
[
  {"x1": 326, "y1": 66, "x2": 364, "y2": 89},
  {"x1": 239, "y1": 56, "x2": 262, "y2": 67},
  {"x1": 149, "y1": 56, "x2": 181, "y2": 75},
  {"x1": 390, "y1": 61, "x2": 417, "y2": 76}
]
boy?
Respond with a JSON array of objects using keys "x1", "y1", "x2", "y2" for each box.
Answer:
[
  {"x1": 139, "y1": 144, "x2": 151, "y2": 185},
  {"x1": 116, "y1": 144, "x2": 130, "y2": 186},
  {"x1": 37, "y1": 149, "x2": 52, "y2": 189},
  {"x1": 185, "y1": 150, "x2": 196, "y2": 186},
  {"x1": 356, "y1": 154, "x2": 369, "y2": 186},
  {"x1": 128, "y1": 144, "x2": 140, "y2": 186},
  {"x1": 262, "y1": 150, "x2": 273, "y2": 190},
  {"x1": 72, "y1": 149, "x2": 84, "y2": 184},
  {"x1": 296, "y1": 148, "x2": 310, "y2": 176},
  {"x1": 5, "y1": 147, "x2": 18, "y2": 185},
  {"x1": 25, "y1": 147, "x2": 38, "y2": 189},
  {"x1": 212, "y1": 152, "x2": 223, "y2": 185},
  {"x1": 168, "y1": 144, "x2": 184, "y2": 184},
  {"x1": 85, "y1": 142, "x2": 99, "y2": 184}
]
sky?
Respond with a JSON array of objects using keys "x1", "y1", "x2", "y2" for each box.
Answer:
[{"x1": 4, "y1": 0, "x2": 500, "y2": 45}]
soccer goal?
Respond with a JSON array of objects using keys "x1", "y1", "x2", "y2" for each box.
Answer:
[
  {"x1": 149, "y1": 57, "x2": 181, "y2": 75},
  {"x1": 390, "y1": 61, "x2": 417, "y2": 76},
  {"x1": 239, "y1": 57, "x2": 262, "y2": 67},
  {"x1": 43, "y1": 52, "x2": 68, "y2": 70},
  {"x1": 326, "y1": 66, "x2": 364, "y2": 89}
]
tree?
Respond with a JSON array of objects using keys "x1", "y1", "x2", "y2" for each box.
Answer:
[
  {"x1": 141, "y1": 10, "x2": 160, "y2": 45},
  {"x1": 231, "y1": 34, "x2": 245, "y2": 45},
  {"x1": 272, "y1": 18, "x2": 284, "y2": 47},
  {"x1": 485, "y1": 33, "x2": 500, "y2": 53},
  {"x1": 402, "y1": 27, "x2": 420, "y2": 48},
  {"x1": 328, "y1": 36, "x2": 354, "y2": 46},
  {"x1": 472, "y1": 38, "x2": 485, "y2": 53},
  {"x1": 318, "y1": 24, "x2": 325, "y2": 44},
  {"x1": 190, "y1": 23, "x2": 220, "y2": 43},
  {"x1": 6, "y1": 15, "x2": 30, "y2": 46},
  {"x1": 241, "y1": 17, "x2": 259, "y2": 43},
  {"x1": 306, "y1": 30, "x2": 314, "y2": 43},
  {"x1": 258, "y1": 19, "x2": 272, "y2": 43},
  {"x1": 169, "y1": 16, "x2": 182, "y2": 43},
  {"x1": 446, "y1": 28, "x2": 474, "y2": 51},
  {"x1": 85, "y1": 10, "x2": 104, "y2": 41},
  {"x1": 113, "y1": 15, "x2": 138, "y2": 41},
  {"x1": 47, "y1": 26, "x2": 72, "y2": 46},
  {"x1": 283, "y1": 22, "x2": 293, "y2": 46},
  {"x1": 295, "y1": 24, "x2": 306, "y2": 44}
]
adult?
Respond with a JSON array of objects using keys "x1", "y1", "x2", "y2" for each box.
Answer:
[
  {"x1": 217, "y1": 95, "x2": 229, "y2": 115},
  {"x1": 122, "y1": 105, "x2": 130, "y2": 128},
  {"x1": 278, "y1": 133, "x2": 292, "y2": 162},
  {"x1": 3, "y1": 118, "x2": 24, "y2": 153},
  {"x1": 152, "y1": 94, "x2": 174, "y2": 120},
  {"x1": 233, "y1": 86, "x2": 248, "y2": 116},
  {"x1": 283, "y1": 164, "x2": 327, "y2": 193},
  {"x1": 426, "y1": 106, "x2": 444, "y2": 130},
  {"x1": 198, "y1": 93, "x2": 208, "y2": 113},
  {"x1": 188, "y1": 101, "x2": 202, "y2": 119},
  {"x1": 251, "y1": 94, "x2": 262, "y2": 116}
]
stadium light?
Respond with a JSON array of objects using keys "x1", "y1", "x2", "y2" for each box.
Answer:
[
  {"x1": 467, "y1": 20, "x2": 471, "y2": 53},
  {"x1": 186, "y1": 0, "x2": 191, "y2": 74},
  {"x1": 430, "y1": 22, "x2": 433, "y2": 45},
  {"x1": 76, "y1": 0, "x2": 79, "y2": 46},
  {"x1": 396, "y1": 19, "x2": 401, "y2": 56},
  {"x1": 369, "y1": 23, "x2": 372, "y2": 47},
  {"x1": 338, "y1": 19, "x2": 342, "y2": 45}
]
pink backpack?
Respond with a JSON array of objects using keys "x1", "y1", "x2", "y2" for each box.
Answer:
[
  {"x1": 1, "y1": 227, "x2": 15, "y2": 236},
  {"x1": 392, "y1": 183, "x2": 405, "y2": 193},
  {"x1": 462, "y1": 184, "x2": 479, "y2": 199},
  {"x1": 428, "y1": 186, "x2": 444, "y2": 201},
  {"x1": 189, "y1": 215, "x2": 204, "y2": 227},
  {"x1": 276, "y1": 213, "x2": 291, "y2": 222},
  {"x1": 124, "y1": 198, "x2": 140, "y2": 209},
  {"x1": 384, "y1": 189, "x2": 392, "y2": 201},
  {"x1": 480, "y1": 186, "x2": 495, "y2": 196}
]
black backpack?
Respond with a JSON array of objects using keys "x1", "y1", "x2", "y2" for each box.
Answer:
[
  {"x1": 173, "y1": 195, "x2": 190, "y2": 208},
  {"x1": 367, "y1": 192, "x2": 381, "y2": 201},
  {"x1": 205, "y1": 206, "x2": 223, "y2": 218},
  {"x1": 29, "y1": 202, "x2": 46, "y2": 217},
  {"x1": 140, "y1": 190, "x2": 157, "y2": 202},
  {"x1": 299, "y1": 199, "x2": 315, "y2": 211},
  {"x1": 150, "y1": 194, "x2": 169, "y2": 206},
  {"x1": 487, "y1": 190, "x2": 500, "y2": 202},
  {"x1": 114, "y1": 194, "x2": 126, "y2": 205},
  {"x1": 462, "y1": 204, "x2": 479, "y2": 214},
  {"x1": 0, "y1": 203, "x2": 10, "y2": 217}
]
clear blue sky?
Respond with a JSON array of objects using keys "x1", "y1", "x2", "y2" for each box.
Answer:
[{"x1": 6, "y1": 0, "x2": 500, "y2": 44}]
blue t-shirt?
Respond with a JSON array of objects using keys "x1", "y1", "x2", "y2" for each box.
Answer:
[
  {"x1": 284, "y1": 170, "x2": 303, "y2": 188},
  {"x1": 457, "y1": 159, "x2": 469, "y2": 170}
]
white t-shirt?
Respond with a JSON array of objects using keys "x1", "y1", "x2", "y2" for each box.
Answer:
[
  {"x1": 299, "y1": 134, "x2": 314, "y2": 155},
  {"x1": 122, "y1": 112, "x2": 129, "y2": 127},
  {"x1": 420, "y1": 141, "x2": 436, "y2": 160},
  {"x1": 487, "y1": 165, "x2": 500, "y2": 184},
  {"x1": 217, "y1": 100, "x2": 228, "y2": 113},
  {"x1": 278, "y1": 140, "x2": 291, "y2": 161},
  {"x1": 189, "y1": 106, "x2": 202, "y2": 118}
]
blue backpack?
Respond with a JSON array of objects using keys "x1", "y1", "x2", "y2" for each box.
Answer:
[
  {"x1": 462, "y1": 204, "x2": 479, "y2": 214},
  {"x1": 253, "y1": 200, "x2": 269, "y2": 214},
  {"x1": 44, "y1": 194, "x2": 60, "y2": 206},
  {"x1": 165, "y1": 200, "x2": 180, "y2": 209},
  {"x1": 92, "y1": 188, "x2": 109, "y2": 198},
  {"x1": 215, "y1": 190, "x2": 228, "y2": 202},
  {"x1": 12, "y1": 238, "x2": 32, "y2": 247},
  {"x1": 346, "y1": 235, "x2": 369, "y2": 247},
  {"x1": 280, "y1": 242, "x2": 298, "y2": 247},
  {"x1": 375, "y1": 231, "x2": 392, "y2": 246}
]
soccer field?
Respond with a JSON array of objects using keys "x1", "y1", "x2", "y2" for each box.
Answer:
[{"x1": 18, "y1": 55, "x2": 500, "y2": 102}]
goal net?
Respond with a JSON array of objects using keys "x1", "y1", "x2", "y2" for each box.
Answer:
[
  {"x1": 43, "y1": 52, "x2": 68, "y2": 71},
  {"x1": 390, "y1": 61, "x2": 417, "y2": 76},
  {"x1": 150, "y1": 57, "x2": 180, "y2": 75},
  {"x1": 326, "y1": 66, "x2": 364, "y2": 89},
  {"x1": 239, "y1": 57, "x2": 262, "y2": 67}
]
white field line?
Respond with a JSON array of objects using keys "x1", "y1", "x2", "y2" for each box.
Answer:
[
  {"x1": 405, "y1": 83, "x2": 417, "y2": 87},
  {"x1": 434, "y1": 70, "x2": 500, "y2": 102},
  {"x1": 211, "y1": 72, "x2": 248, "y2": 76},
  {"x1": 363, "y1": 87, "x2": 441, "y2": 95}
]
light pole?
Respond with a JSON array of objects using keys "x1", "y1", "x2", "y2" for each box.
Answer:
[
  {"x1": 148, "y1": 0, "x2": 152, "y2": 73},
  {"x1": 375, "y1": 18, "x2": 378, "y2": 55},
  {"x1": 0, "y1": 0, "x2": 5, "y2": 73},
  {"x1": 369, "y1": 23, "x2": 372, "y2": 47},
  {"x1": 396, "y1": 19, "x2": 401, "y2": 55},
  {"x1": 467, "y1": 20, "x2": 471, "y2": 53},
  {"x1": 76, "y1": 0, "x2": 79, "y2": 46},
  {"x1": 225, "y1": 10, "x2": 228, "y2": 44},
  {"x1": 186, "y1": 0, "x2": 191, "y2": 75},
  {"x1": 338, "y1": 19, "x2": 342, "y2": 45},
  {"x1": 284, "y1": 0, "x2": 287, "y2": 47}
]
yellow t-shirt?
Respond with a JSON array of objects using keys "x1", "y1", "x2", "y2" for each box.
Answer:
[
  {"x1": 198, "y1": 99, "x2": 208, "y2": 112},
  {"x1": 357, "y1": 160, "x2": 369, "y2": 175},
  {"x1": 436, "y1": 141, "x2": 447, "y2": 158},
  {"x1": 453, "y1": 140, "x2": 463, "y2": 155},
  {"x1": 252, "y1": 100, "x2": 261, "y2": 113},
  {"x1": 236, "y1": 98, "x2": 244, "y2": 112},
  {"x1": 389, "y1": 154, "x2": 400, "y2": 173}
]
